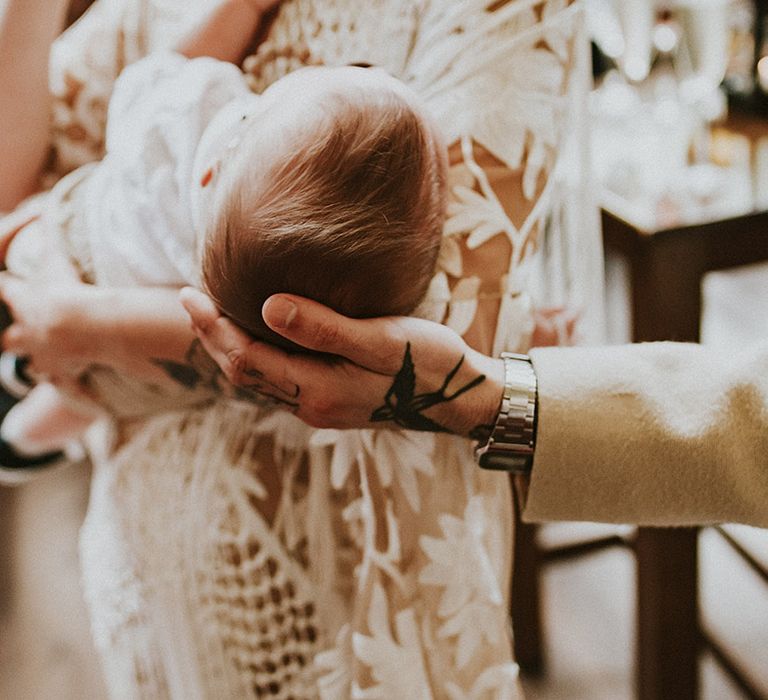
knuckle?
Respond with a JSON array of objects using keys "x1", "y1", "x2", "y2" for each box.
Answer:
[
  {"x1": 222, "y1": 349, "x2": 246, "y2": 385},
  {"x1": 193, "y1": 315, "x2": 213, "y2": 335},
  {"x1": 194, "y1": 309, "x2": 225, "y2": 338}
]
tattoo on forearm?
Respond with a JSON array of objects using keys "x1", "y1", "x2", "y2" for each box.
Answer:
[
  {"x1": 151, "y1": 358, "x2": 204, "y2": 389},
  {"x1": 152, "y1": 340, "x2": 300, "y2": 410},
  {"x1": 370, "y1": 343, "x2": 485, "y2": 432},
  {"x1": 151, "y1": 339, "x2": 219, "y2": 390}
]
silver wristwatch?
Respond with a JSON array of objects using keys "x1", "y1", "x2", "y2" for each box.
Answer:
[{"x1": 474, "y1": 352, "x2": 538, "y2": 474}]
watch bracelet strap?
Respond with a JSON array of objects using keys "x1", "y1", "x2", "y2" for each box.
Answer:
[{"x1": 475, "y1": 352, "x2": 537, "y2": 473}]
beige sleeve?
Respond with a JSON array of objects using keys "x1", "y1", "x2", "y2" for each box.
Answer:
[{"x1": 523, "y1": 341, "x2": 768, "y2": 528}]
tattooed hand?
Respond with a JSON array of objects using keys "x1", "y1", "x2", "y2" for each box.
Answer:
[
  {"x1": 180, "y1": 288, "x2": 505, "y2": 437},
  {"x1": 151, "y1": 337, "x2": 299, "y2": 410}
]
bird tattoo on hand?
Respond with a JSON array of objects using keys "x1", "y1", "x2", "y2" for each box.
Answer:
[{"x1": 370, "y1": 342, "x2": 485, "y2": 432}]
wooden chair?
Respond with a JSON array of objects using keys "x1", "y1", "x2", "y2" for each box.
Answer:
[{"x1": 511, "y1": 200, "x2": 768, "y2": 700}]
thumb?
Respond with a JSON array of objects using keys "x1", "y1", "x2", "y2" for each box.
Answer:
[{"x1": 262, "y1": 294, "x2": 408, "y2": 374}]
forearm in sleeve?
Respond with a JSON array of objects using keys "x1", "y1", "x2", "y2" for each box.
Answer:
[{"x1": 524, "y1": 341, "x2": 768, "y2": 528}]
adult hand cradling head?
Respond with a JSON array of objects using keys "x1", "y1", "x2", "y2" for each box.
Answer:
[{"x1": 180, "y1": 287, "x2": 504, "y2": 435}]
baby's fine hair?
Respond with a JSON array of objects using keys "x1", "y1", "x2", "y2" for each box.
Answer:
[{"x1": 201, "y1": 76, "x2": 446, "y2": 349}]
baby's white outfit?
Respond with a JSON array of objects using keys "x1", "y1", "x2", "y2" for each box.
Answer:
[
  {"x1": 6, "y1": 52, "x2": 257, "y2": 417},
  {"x1": 75, "y1": 51, "x2": 253, "y2": 287}
]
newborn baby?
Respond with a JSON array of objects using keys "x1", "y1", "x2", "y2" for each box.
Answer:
[
  {"x1": 199, "y1": 63, "x2": 445, "y2": 348},
  {"x1": 0, "y1": 51, "x2": 446, "y2": 474}
]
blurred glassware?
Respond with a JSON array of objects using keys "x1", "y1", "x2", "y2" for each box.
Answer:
[
  {"x1": 722, "y1": 0, "x2": 756, "y2": 96},
  {"x1": 617, "y1": 0, "x2": 656, "y2": 82},
  {"x1": 587, "y1": 0, "x2": 760, "y2": 230},
  {"x1": 676, "y1": 0, "x2": 730, "y2": 125},
  {"x1": 586, "y1": 0, "x2": 654, "y2": 80}
]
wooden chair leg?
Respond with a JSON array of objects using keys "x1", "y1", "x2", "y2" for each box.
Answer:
[
  {"x1": 635, "y1": 527, "x2": 700, "y2": 700},
  {"x1": 512, "y1": 501, "x2": 545, "y2": 677}
]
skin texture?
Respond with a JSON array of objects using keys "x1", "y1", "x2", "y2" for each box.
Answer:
[
  {"x1": 0, "y1": 0, "x2": 70, "y2": 210},
  {"x1": 180, "y1": 287, "x2": 505, "y2": 435}
]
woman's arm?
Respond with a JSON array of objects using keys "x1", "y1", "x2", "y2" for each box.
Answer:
[
  {"x1": 0, "y1": 0, "x2": 70, "y2": 211},
  {"x1": 175, "y1": 0, "x2": 281, "y2": 63},
  {"x1": 0, "y1": 276, "x2": 195, "y2": 380}
]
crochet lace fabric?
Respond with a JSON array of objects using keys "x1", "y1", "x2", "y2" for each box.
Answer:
[{"x1": 43, "y1": 1, "x2": 601, "y2": 697}]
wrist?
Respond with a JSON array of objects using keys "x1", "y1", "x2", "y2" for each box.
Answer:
[{"x1": 464, "y1": 352, "x2": 506, "y2": 441}]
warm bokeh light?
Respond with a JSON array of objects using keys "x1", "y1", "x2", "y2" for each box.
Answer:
[
  {"x1": 652, "y1": 22, "x2": 678, "y2": 53},
  {"x1": 758, "y1": 55, "x2": 768, "y2": 92}
]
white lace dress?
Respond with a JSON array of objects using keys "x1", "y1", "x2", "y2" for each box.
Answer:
[{"x1": 41, "y1": 1, "x2": 602, "y2": 697}]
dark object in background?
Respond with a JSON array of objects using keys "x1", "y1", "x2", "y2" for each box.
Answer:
[
  {"x1": 0, "y1": 278, "x2": 34, "y2": 396},
  {"x1": 727, "y1": 0, "x2": 768, "y2": 116},
  {"x1": 0, "y1": 300, "x2": 12, "y2": 334},
  {"x1": 65, "y1": 0, "x2": 97, "y2": 29},
  {"x1": 591, "y1": 40, "x2": 615, "y2": 79}
]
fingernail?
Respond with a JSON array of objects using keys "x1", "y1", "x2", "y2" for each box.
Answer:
[{"x1": 265, "y1": 297, "x2": 297, "y2": 329}]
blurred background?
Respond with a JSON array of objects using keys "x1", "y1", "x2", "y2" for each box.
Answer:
[
  {"x1": 1, "y1": 0, "x2": 768, "y2": 698},
  {"x1": 522, "y1": 1, "x2": 768, "y2": 698}
]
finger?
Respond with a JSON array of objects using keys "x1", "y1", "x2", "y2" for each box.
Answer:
[
  {"x1": 47, "y1": 373, "x2": 94, "y2": 402},
  {"x1": 190, "y1": 319, "x2": 300, "y2": 398},
  {"x1": 0, "y1": 211, "x2": 39, "y2": 265},
  {"x1": 0, "y1": 322, "x2": 28, "y2": 353},
  {"x1": 180, "y1": 287, "x2": 239, "y2": 371},
  {"x1": 179, "y1": 286, "x2": 220, "y2": 333},
  {"x1": 261, "y1": 294, "x2": 409, "y2": 374},
  {"x1": 191, "y1": 317, "x2": 247, "y2": 375},
  {"x1": 232, "y1": 381, "x2": 300, "y2": 409},
  {"x1": 182, "y1": 287, "x2": 303, "y2": 396},
  {"x1": 0, "y1": 271, "x2": 23, "y2": 309}
]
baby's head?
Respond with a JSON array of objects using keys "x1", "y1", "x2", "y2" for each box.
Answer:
[{"x1": 200, "y1": 65, "x2": 446, "y2": 349}]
